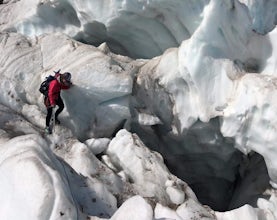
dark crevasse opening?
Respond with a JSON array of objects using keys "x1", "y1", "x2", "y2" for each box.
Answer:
[{"x1": 130, "y1": 117, "x2": 271, "y2": 211}]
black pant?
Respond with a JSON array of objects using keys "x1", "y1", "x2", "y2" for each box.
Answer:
[{"x1": 46, "y1": 95, "x2": 64, "y2": 127}]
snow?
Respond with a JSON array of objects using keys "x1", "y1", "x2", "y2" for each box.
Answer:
[
  {"x1": 0, "y1": 0, "x2": 277, "y2": 219},
  {"x1": 0, "y1": 134, "x2": 77, "y2": 219},
  {"x1": 216, "y1": 204, "x2": 259, "y2": 220},
  {"x1": 110, "y1": 196, "x2": 153, "y2": 220},
  {"x1": 85, "y1": 137, "x2": 110, "y2": 155}
]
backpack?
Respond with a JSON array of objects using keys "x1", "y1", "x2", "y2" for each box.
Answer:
[{"x1": 39, "y1": 75, "x2": 55, "y2": 96}]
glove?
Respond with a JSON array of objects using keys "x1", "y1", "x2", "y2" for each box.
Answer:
[{"x1": 64, "y1": 81, "x2": 73, "y2": 87}]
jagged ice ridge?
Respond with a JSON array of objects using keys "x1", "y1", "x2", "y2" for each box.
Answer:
[{"x1": 0, "y1": 0, "x2": 277, "y2": 219}]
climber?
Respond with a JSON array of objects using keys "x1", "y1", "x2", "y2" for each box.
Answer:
[{"x1": 43, "y1": 70, "x2": 72, "y2": 134}]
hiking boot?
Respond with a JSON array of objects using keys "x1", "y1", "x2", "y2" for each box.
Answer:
[{"x1": 45, "y1": 126, "x2": 52, "y2": 134}]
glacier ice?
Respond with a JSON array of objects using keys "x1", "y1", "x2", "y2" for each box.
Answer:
[{"x1": 0, "y1": 0, "x2": 277, "y2": 220}]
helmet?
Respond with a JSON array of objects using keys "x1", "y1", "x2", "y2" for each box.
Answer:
[{"x1": 62, "y1": 72, "x2": 71, "y2": 82}]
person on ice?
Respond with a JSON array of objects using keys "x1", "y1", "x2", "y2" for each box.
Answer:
[{"x1": 44, "y1": 70, "x2": 72, "y2": 134}]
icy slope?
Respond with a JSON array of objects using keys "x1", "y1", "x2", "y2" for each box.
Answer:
[
  {"x1": 0, "y1": 134, "x2": 77, "y2": 220},
  {"x1": 0, "y1": 104, "x2": 214, "y2": 219},
  {"x1": 1, "y1": 0, "x2": 277, "y2": 219}
]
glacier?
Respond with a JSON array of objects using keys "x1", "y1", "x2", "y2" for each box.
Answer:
[{"x1": 0, "y1": 0, "x2": 277, "y2": 219}]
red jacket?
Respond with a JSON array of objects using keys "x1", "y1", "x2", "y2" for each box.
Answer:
[{"x1": 48, "y1": 74, "x2": 70, "y2": 106}]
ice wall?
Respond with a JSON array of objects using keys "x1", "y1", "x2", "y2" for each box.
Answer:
[
  {"x1": 0, "y1": 0, "x2": 208, "y2": 58},
  {"x1": 1, "y1": 0, "x2": 277, "y2": 219}
]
